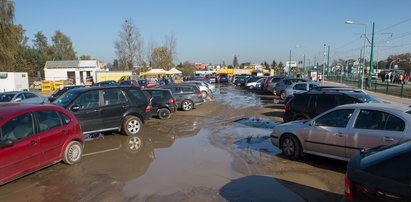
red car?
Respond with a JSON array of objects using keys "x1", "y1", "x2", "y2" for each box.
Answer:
[{"x1": 0, "y1": 104, "x2": 84, "y2": 185}]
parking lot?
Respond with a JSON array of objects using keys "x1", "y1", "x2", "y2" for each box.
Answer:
[{"x1": 0, "y1": 84, "x2": 346, "y2": 201}]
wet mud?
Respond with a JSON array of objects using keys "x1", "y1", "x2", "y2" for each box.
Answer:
[{"x1": 0, "y1": 84, "x2": 345, "y2": 201}]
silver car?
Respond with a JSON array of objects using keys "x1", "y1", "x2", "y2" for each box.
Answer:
[
  {"x1": 275, "y1": 78, "x2": 313, "y2": 98},
  {"x1": 282, "y1": 82, "x2": 320, "y2": 99},
  {"x1": 0, "y1": 91, "x2": 49, "y2": 104},
  {"x1": 270, "y1": 103, "x2": 411, "y2": 161},
  {"x1": 182, "y1": 81, "x2": 213, "y2": 98}
]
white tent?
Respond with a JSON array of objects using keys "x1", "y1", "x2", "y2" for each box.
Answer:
[
  {"x1": 140, "y1": 68, "x2": 167, "y2": 75},
  {"x1": 167, "y1": 67, "x2": 182, "y2": 75}
]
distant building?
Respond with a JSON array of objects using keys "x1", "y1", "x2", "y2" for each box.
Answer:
[
  {"x1": 194, "y1": 63, "x2": 206, "y2": 70},
  {"x1": 44, "y1": 60, "x2": 106, "y2": 85},
  {"x1": 240, "y1": 63, "x2": 264, "y2": 71}
]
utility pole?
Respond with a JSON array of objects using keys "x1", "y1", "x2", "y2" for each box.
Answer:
[
  {"x1": 369, "y1": 22, "x2": 375, "y2": 84},
  {"x1": 314, "y1": 56, "x2": 316, "y2": 68},
  {"x1": 303, "y1": 54, "x2": 306, "y2": 77},
  {"x1": 323, "y1": 44, "x2": 326, "y2": 83},
  {"x1": 289, "y1": 49, "x2": 292, "y2": 76},
  {"x1": 327, "y1": 45, "x2": 330, "y2": 76},
  {"x1": 359, "y1": 48, "x2": 363, "y2": 89}
]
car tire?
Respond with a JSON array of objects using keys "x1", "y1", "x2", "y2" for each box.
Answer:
[
  {"x1": 280, "y1": 135, "x2": 301, "y2": 159},
  {"x1": 201, "y1": 91, "x2": 208, "y2": 99},
  {"x1": 181, "y1": 100, "x2": 193, "y2": 111},
  {"x1": 122, "y1": 116, "x2": 142, "y2": 136},
  {"x1": 63, "y1": 141, "x2": 83, "y2": 165},
  {"x1": 280, "y1": 91, "x2": 286, "y2": 100},
  {"x1": 158, "y1": 108, "x2": 171, "y2": 120}
]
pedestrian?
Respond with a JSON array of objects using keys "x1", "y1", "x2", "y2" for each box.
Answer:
[
  {"x1": 390, "y1": 74, "x2": 393, "y2": 83},
  {"x1": 405, "y1": 74, "x2": 410, "y2": 84},
  {"x1": 381, "y1": 72, "x2": 385, "y2": 82},
  {"x1": 399, "y1": 74, "x2": 404, "y2": 84}
]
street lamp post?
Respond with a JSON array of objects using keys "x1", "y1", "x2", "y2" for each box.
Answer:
[
  {"x1": 346, "y1": 20, "x2": 367, "y2": 90},
  {"x1": 289, "y1": 49, "x2": 292, "y2": 76}
]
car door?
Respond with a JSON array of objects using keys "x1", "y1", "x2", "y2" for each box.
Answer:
[
  {"x1": 68, "y1": 90, "x2": 101, "y2": 133},
  {"x1": 346, "y1": 109, "x2": 406, "y2": 158},
  {"x1": 34, "y1": 110, "x2": 67, "y2": 162},
  {"x1": 314, "y1": 94, "x2": 337, "y2": 116},
  {"x1": 100, "y1": 89, "x2": 128, "y2": 129},
  {"x1": 292, "y1": 83, "x2": 307, "y2": 94},
  {"x1": 0, "y1": 112, "x2": 42, "y2": 183},
  {"x1": 305, "y1": 109, "x2": 355, "y2": 158}
]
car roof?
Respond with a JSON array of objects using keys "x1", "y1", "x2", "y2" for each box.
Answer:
[
  {"x1": 0, "y1": 103, "x2": 63, "y2": 118},
  {"x1": 0, "y1": 91, "x2": 26, "y2": 94},
  {"x1": 335, "y1": 103, "x2": 411, "y2": 113},
  {"x1": 65, "y1": 86, "x2": 133, "y2": 94}
]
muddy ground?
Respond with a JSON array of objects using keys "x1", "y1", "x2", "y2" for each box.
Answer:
[{"x1": 0, "y1": 84, "x2": 346, "y2": 202}]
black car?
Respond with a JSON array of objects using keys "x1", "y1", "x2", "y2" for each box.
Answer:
[
  {"x1": 283, "y1": 91, "x2": 381, "y2": 122},
  {"x1": 344, "y1": 140, "x2": 411, "y2": 202},
  {"x1": 53, "y1": 86, "x2": 151, "y2": 135},
  {"x1": 233, "y1": 76, "x2": 249, "y2": 86},
  {"x1": 118, "y1": 80, "x2": 140, "y2": 88},
  {"x1": 157, "y1": 84, "x2": 204, "y2": 111},
  {"x1": 93, "y1": 80, "x2": 118, "y2": 87},
  {"x1": 143, "y1": 89, "x2": 178, "y2": 120},
  {"x1": 48, "y1": 85, "x2": 84, "y2": 102}
]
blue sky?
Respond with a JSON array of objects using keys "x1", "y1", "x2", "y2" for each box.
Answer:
[{"x1": 13, "y1": 0, "x2": 411, "y2": 65}]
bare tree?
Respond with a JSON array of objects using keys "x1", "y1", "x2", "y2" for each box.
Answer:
[
  {"x1": 114, "y1": 18, "x2": 143, "y2": 70},
  {"x1": 163, "y1": 32, "x2": 177, "y2": 64}
]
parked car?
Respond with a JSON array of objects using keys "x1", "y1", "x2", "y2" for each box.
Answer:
[
  {"x1": 53, "y1": 86, "x2": 152, "y2": 135},
  {"x1": 143, "y1": 89, "x2": 177, "y2": 120},
  {"x1": 344, "y1": 140, "x2": 411, "y2": 201},
  {"x1": 0, "y1": 104, "x2": 84, "y2": 185},
  {"x1": 245, "y1": 77, "x2": 265, "y2": 89},
  {"x1": 271, "y1": 103, "x2": 411, "y2": 161},
  {"x1": 256, "y1": 77, "x2": 267, "y2": 90},
  {"x1": 157, "y1": 84, "x2": 204, "y2": 111},
  {"x1": 118, "y1": 80, "x2": 140, "y2": 88},
  {"x1": 281, "y1": 82, "x2": 320, "y2": 99},
  {"x1": 264, "y1": 76, "x2": 287, "y2": 93},
  {"x1": 48, "y1": 85, "x2": 85, "y2": 102},
  {"x1": 274, "y1": 78, "x2": 313, "y2": 97},
  {"x1": 218, "y1": 76, "x2": 230, "y2": 83},
  {"x1": 93, "y1": 80, "x2": 118, "y2": 87},
  {"x1": 182, "y1": 81, "x2": 213, "y2": 98},
  {"x1": 283, "y1": 91, "x2": 381, "y2": 122},
  {"x1": 209, "y1": 76, "x2": 217, "y2": 83},
  {"x1": 0, "y1": 91, "x2": 49, "y2": 104},
  {"x1": 233, "y1": 76, "x2": 249, "y2": 86}
]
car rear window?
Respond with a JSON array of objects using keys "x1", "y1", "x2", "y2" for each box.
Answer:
[
  {"x1": 182, "y1": 86, "x2": 194, "y2": 93},
  {"x1": 128, "y1": 88, "x2": 148, "y2": 102},
  {"x1": 271, "y1": 78, "x2": 282, "y2": 83},
  {"x1": 147, "y1": 90, "x2": 169, "y2": 99},
  {"x1": 351, "y1": 94, "x2": 381, "y2": 103}
]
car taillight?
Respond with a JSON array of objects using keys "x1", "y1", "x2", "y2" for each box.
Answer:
[
  {"x1": 169, "y1": 98, "x2": 175, "y2": 104},
  {"x1": 198, "y1": 93, "x2": 203, "y2": 97},
  {"x1": 145, "y1": 103, "x2": 152, "y2": 112},
  {"x1": 285, "y1": 97, "x2": 293, "y2": 111},
  {"x1": 345, "y1": 174, "x2": 353, "y2": 201},
  {"x1": 171, "y1": 135, "x2": 175, "y2": 140}
]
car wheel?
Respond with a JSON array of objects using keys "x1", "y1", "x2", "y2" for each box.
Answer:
[
  {"x1": 124, "y1": 135, "x2": 143, "y2": 154},
  {"x1": 181, "y1": 100, "x2": 193, "y2": 111},
  {"x1": 201, "y1": 91, "x2": 208, "y2": 99},
  {"x1": 280, "y1": 91, "x2": 286, "y2": 99},
  {"x1": 122, "y1": 116, "x2": 142, "y2": 136},
  {"x1": 158, "y1": 108, "x2": 171, "y2": 120},
  {"x1": 280, "y1": 135, "x2": 301, "y2": 159},
  {"x1": 63, "y1": 141, "x2": 83, "y2": 165}
]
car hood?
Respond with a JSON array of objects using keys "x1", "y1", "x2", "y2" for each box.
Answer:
[{"x1": 276, "y1": 120, "x2": 308, "y2": 129}]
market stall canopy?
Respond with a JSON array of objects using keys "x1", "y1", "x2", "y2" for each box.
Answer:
[
  {"x1": 140, "y1": 69, "x2": 167, "y2": 75},
  {"x1": 167, "y1": 68, "x2": 182, "y2": 74}
]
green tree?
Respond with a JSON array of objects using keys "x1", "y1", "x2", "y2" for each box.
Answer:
[
  {"x1": 233, "y1": 55, "x2": 239, "y2": 69},
  {"x1": 150, "y1": 46, "x2": 173, "y2": 70},
  {"x1": 0, "y1": 0, "x2": 21, "y2": 71},
  {"x1": 176, "y1": 61, "x2": 196, "y2": 76},
  {"x1": 79, "y1": 55, "x2": 92, "y2": 60},
  {"x1": 51, "y1": 30, "x2": 77, "y2": 60}
]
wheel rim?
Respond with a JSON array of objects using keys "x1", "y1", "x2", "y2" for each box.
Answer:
[
  {"x1": 202, "y1": 91, "x2": 207, "y2": 98},
  {"x1": 68, "y1": 144, "x2": 81, "y2": 162},
  {"x1": 283, "y1": 138, "x2": 295, "y2": 156},
  {"x1": 128, "y1": 119, "x2": 140, "y2": 134},
  {"x1": 183, "y1": 101, "x2": 192, "y2": 110},
  {"x1": 161, "y1": 110, "x2": 170, "y2": 118},
  {"x1": 128, "y1": 136, "x2": 142, "y2": 151}
]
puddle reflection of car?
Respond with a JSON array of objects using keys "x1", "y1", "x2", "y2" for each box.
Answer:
[{"x1": 81, "y1": 133, "x2": 175, "y2": 181}]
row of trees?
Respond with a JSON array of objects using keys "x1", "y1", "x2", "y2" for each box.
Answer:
[{"x1": 0, "y1": 0, "x2": 80, "y2": 77}]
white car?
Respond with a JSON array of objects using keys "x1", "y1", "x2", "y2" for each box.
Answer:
[
  {"x1": 270, "y1": 103, "x2": 411, "y2": 161},
  {"x1": 245, "y1": 78, "x2": 265, "y2": 89}
]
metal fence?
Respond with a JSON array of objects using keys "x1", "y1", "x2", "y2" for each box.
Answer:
[{"x1": 326, "y1": 75, "x2": 411, "y2": 99}]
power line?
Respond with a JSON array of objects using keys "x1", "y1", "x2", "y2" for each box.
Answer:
[{"x1": 377, "y1": 17, "x2": 411, "y2": 33}]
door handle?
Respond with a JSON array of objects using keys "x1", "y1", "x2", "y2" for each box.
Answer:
[
  {"x1": 383, "y1": 136, "x2": 394, "y2": 142},
  {"x1": 336, "y1": 132, "x2": 345, "y2": 137},
  {"x1": 29, "y1": 140, "x2": 39, "y2": 145},
  {"x1": 94, "y1": 109, "x2": 101, "y2": 112},
  {"x1": 61, "y1": 130, "x2": 68, "y2": 135}
]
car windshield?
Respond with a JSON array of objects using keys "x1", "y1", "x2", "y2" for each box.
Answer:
[
  {"x1": 0, "y1": 93, "x2": 15, "y2": 102},
  {"x1": 53, "y1": 91, "x2": 80, "y2": 107},
  {"x1": 353, "y1": 94, "x2": 382, "y2": 103}
]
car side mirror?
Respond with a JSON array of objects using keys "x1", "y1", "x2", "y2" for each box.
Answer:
[
  {"x1": 310, "y1": 120, "x2": 316, "y2": 126},
  {"x1": 0, "y1": 139, "x2": 14, "y2": 148},
  {"x1": 71, "y1": 105, "x2": 81, "y2": 111},
  {"x1": 14, "y1": 98, "x2": 22, "y2": 102}
]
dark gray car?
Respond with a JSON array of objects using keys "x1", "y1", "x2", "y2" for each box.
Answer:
[{"x1": 157, "y1": 84, "x2": 204, "y2": 111}]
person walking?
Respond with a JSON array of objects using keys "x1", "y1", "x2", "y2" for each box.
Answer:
[{"x1": 399, "y1": 74, "x2": 404, "y2": 84}]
